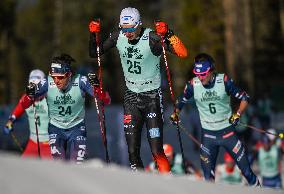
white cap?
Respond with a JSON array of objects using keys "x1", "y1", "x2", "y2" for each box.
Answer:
[
  {"x1": 29, "y1": 69, "x2": 45, "y2": 84},
  {"x1": 119, "y1": 7, "x2": 141, "y2": 26},
  {"x1": 267, "y1": 128, "x2": 276, "y2": 141}
]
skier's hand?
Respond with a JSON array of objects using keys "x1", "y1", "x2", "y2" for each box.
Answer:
[
  {"x1": 229, "y1": 112, "x2": 241, "y2": 126},
  {"x1": 170, "y1": 110, "x2": 180, "y2": 125},
  {"x1": 155, "y1": 21, "x2": 168, "y2": 36},
  {"x1": 3, "y1": 119, "x2": 14, "y2": 135},
  {"x1": 89, "y1": 20, "x2": 100, "y2": 33},
  {"x1": 26, "y1": 82, "x2": 36, "y2": 98},
  {"x1": 88, "y1": 73, "x2": 100, "y2": 87}
]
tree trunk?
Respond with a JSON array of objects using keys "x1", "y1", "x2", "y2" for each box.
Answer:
[
  {"x1": 53, "y1": 0, "x2": 63, "y2": 55},
  {"x1": 223, "y1": 0, "x2": 254, "y2": 94},
  {"x1": 223, "y1": 0, "x2": 236, "y2": 79}
]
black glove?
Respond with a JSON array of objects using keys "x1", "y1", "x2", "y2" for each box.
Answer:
[
  {"x1": 26, "y1": 82, "x2": 37, "y2": 97},
  {"x1": 88, "y1": 73, "x2": 100, "y2": 87},
  {"x1": 165, "y1": 29, "x2": 174, "y2": 39},
  {"x1": 163, "y1": 29, "x2": 174, "y2": 45}
]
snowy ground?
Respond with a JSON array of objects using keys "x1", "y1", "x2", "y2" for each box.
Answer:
[{"x1": 0, "y1": 153, "x2": 282, "y2": 194}]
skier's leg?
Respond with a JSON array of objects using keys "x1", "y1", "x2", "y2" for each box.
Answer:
[
  {"x1": 123, "y1": 90, "x2": 144, "y2": 171},
  {"x1": 224, "y1": 129, "x2": 259, "y2": 186},
  {"x1": 145, "y1": 89, "x2": 170, "y2": 173},
  {"x1": 48, "y1": 124, "x2": 66, "y2": 160},
  {"x1": 39, "y1": 141, "x2": 52, "y2": 159},
  {"x1": 200, "y1": 129, "x2": 219, "y2": 181},
  {"x1": 68, "y1": 122, "x2": 87, "y2": 164},
  {"x1": 21, "y1": 139, "x2": 38, "y2": 158}
]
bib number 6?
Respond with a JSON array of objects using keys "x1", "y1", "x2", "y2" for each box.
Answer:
[{"x1": 209, "y1": 103, "x2": 216, "y2": 114}]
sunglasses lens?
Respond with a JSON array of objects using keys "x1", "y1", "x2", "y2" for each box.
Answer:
[
  {"x1": 196, "y1": 73, "x2": 208, "y2": 79},
  {"x1": 52, "y1": 76, "x2": 65, "y2": 80},
  {"x1": 121, "y1": 27, "x2": 136, "y2": 33}
]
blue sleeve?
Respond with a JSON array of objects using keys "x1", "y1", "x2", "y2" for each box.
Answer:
[
  {"x1": 34, "y1": 78, "x2": 48, "y2": 98},
  {"x1": 79, "y1": 75, "x2": 94, "y2": 97},
  {"x1": 176, "y1": 80, "x2": 194, "y2": 110},
  {"x1": 224, "y1": 74, "x2": 250, "y2": 101}
]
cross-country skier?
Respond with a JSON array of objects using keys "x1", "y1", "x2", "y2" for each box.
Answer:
[
  {"x1": 4, "y1": 69, "x2": 52, "y2": 159},
  {"x1": 216, "y1": 152, "x2": 243, "y2": 185},
  {"x1": 23, "y1": 54, "x2": 110, "y2": 163},
  {"x1": 89, "y1": 7, "x2": 188, "y2": 173},
  {"x1": 253, "y1": 129, "x2": 283, "y2": 189},
  {"x1": 170, "y1": 53, "x2": 260, "y2": 186}
]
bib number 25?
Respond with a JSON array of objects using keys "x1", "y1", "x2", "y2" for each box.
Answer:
[{"x1": 127, "y1": 60, "x2": 141, "y2": 74}]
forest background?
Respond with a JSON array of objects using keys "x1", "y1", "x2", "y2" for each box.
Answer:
[{"x1": 0, "y1": 0, "x2": 283, "y2": 109}]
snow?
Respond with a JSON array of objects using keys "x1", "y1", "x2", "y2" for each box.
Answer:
[{"x1": 0, "y1": 153, "x2": 280, "y2": 194}]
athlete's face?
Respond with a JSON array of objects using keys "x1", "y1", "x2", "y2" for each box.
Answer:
[
  {"x1": 121, "y1": 24, "x2": 141, "y2": 40},
  {"x1": 51, "y1": 73, "x2": 71, "y2": 90},
  {"x1": 196, "y1": 71, "x2": 213, "y2": 85}
]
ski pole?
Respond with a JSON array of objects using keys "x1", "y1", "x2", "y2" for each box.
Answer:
[
  {"x1": 94, "y1": 95, "x2": 110, "y2": 163},
  {"x1": 32, "y1": 101, "x2": 41, "y2": 158},
  {"x1": 239, "y1": 122, "x2": 284, "y2": 139},
  {"x1": 94, "y1": 19, "x2": 110, "y2": 163},
  {"x1": 156, "y1": 21, "x2": 186, "y2": 170},
  {"x1": 11, "y1": 131, "x2": 24, "y2": 152},
  {"x1": 177, "y1": 123, "x2": 211, "y2": 155}
]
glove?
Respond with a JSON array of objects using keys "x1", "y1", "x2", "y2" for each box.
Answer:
[
  {"x1": 88, "y1": 73, "x2": 100, "y2": 87},
  {"x1": 26, "y1": 82, "x2": 36, "y2": 98},
  {"x1": 89, "y1": 20, "x2": 100, "y2": 33},
  {"x1": 170, "y1": 110, "x2": 180, "y2": 125},
  {"x1": 155, "y1": 20, "x2": 168, "y2": 36},
  {"x1": 94, "y1": 87, "x2": 111, "y2": 105},
  {"x1": 3, "y1": 118, "x2": 14, "y2": 135},
  {"x1": 229, "y1": 112, "x2": 241, "y2": 126}
]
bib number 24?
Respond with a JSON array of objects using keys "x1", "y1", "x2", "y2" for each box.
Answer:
[{"x1": 58, "y1": 106, "x2": 72, "y2": 116}]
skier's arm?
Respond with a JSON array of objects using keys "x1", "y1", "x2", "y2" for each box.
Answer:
[
  {"x1": 149, "y1": 31, "x2": 188, "y2": 58},
  {"x1": 11, "y1": 95, "x2": 28, "y2": 119},
  {"x1": 4, "y1": 94, "x2": 27, "y2": 131},
  {"x1": 3, "y1": 94, "x2": 34, "y2": 134},
  {"x1": 176, "y1": 80, "x2": 194, "y2": 111},
  {"x1": 24, "y1": 78, "x2": 48, "y2": 105},
  {"x1": 224, "y1": 74, "x2": 250, "y2": 115},
  {"x1": 89, "y1": 30, "x2": 119, "y2": 58},
  {"x1": 151, "y1": 21, "x2": 188, "y2": 58},
  {"x1": 170, "y1": 80, "x2": 194, "y2": 122},
  {"x1": 80, "y1": 75, "x2": 111, "y2": 105}
]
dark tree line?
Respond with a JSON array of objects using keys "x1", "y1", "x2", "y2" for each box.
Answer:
[{"x1": 0, "y1": 0, "x2": 283, "y2": 108}]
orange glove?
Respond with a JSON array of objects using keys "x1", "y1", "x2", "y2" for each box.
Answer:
[
  {"x1": 155, "y1": 21, "x2": 168, "y2": 36},
  {"x1": 89, "y1": 20, "x2": 100, "y2": 33}
]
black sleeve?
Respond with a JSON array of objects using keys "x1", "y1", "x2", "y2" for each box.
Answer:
[
  {"x1": 89, "y1": 30, "x2": 120, "y2": 57},
  {"x1": 149, "y1": 31, "x2": 175, "y2": 57}
]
